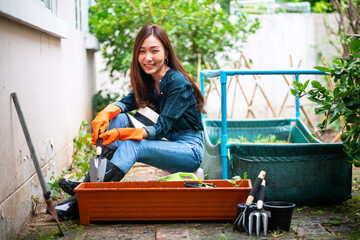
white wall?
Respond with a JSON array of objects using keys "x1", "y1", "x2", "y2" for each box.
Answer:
[
  {"x1": 205, "y1": 13, "x2": 339, "y2": 122},
  {"x1": 0, "y1": 1, "x2": 96, "y2": 239},
  {"x1": 225, "y1": 13, "x2": 338, "y2": 69}
]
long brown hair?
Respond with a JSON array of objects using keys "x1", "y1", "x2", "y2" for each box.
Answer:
[{"x1": 130, "y1": 25, "x2": 205, "y2": 113}]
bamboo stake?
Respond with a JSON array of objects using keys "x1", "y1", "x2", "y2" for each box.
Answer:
[
  {"x1": 230, "y1": 55, "x2": 256, "y2": 118},
  {"x1": 241, "y1": 51, "x2": 259, "y2": 119},
  {"x1": 205, "y1": 62, "x2": 222, "y2": 104},
  {"x1": 246, "y1": 83, "x2": 258, "y2": 119},
  {"x1": 277, "y1": 91, "x2": 290, "y2": 117},
  {"x1": 235, "y1": 66, "x2": 256, "y2": 117},
  {"x1": 301, "y1": 105, "x2": 316, "y2": 130},
  {"x1": 278, "y1": 74, "x2": 292, "y2": 117},
  {"x1": 331, "y1": 131, "x2": 342, "y2": 143},
  {"x1": 237, "y1": 79, "x2": 256, "y2": 118},
  {"x1": 205, "y1": 82, "x2": 212, "y2": 104},
  {"x1": 236, "y1": 54, "x2": 256, "y2": 118},
  {"x1": 257, "y1": 81, "x2": 277, "y2": 117},
  {"x1": 241, "y1": 51, "x2": 276, "y2": 118}
]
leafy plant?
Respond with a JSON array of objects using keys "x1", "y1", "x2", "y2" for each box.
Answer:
[
  {"x1": 292, "y1": 37, "x2": 360, "y2": 166},
  {"x1": 46, "y1": 171, "x2": 66, "y2": 197},
  {"x1": 47, "y1": 121, "x2": 96, "y2": 196},
  {"x1": 72, "y1": 121, "x2": 95, "y2": 180},
  {"x1": 312, "y1": 0, "x2": 336, "y2": 13},
  {"x1": 89, "y1": 0, "x2": 260, "y2": 80}
]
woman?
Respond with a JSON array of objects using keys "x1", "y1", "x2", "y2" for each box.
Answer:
[{"x1": 55, "y1": 25, "x2": 205, "y2": 220}]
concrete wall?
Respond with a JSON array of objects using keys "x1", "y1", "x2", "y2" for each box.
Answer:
[{"x1": 0, "y1": 1, "x2": 96, "y2": 239}]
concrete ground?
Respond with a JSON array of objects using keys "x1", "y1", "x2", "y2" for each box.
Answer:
[{"x1": 18, "y1": 164, "x2": 360, "y2": 240}]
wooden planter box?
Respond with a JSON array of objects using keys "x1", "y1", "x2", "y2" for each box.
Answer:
[{"x1": 75, "y1": 179, "x2": 252, "y2": 225}]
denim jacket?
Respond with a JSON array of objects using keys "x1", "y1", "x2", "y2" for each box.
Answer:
[{"x1": 113, "y1": 69, "x2": 203, "y2": 140}]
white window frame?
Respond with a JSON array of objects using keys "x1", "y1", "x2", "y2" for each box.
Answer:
[
  {"x1": 41, "y1": 0, "x2": 58, "y2": 16},
  {"x1": 0, "y1": 0, "x2": 68, "y2": 38}
]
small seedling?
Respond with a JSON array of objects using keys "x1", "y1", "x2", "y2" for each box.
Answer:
[
  {"x1": 329, "y1": 216, "x2": 343, "y2": 221},
  {"x1": 297, "y1": 206, "x2": 308, "y2": 211},
  {"x1": 31, "y1": 195, "x2": 40, "y2": 216},
  {"x1": 227, "y1": 172, "x2": 248, "y2": 187},
  {"x1": 221, "y1": 223, "x2": 232, "y2": 227},
  {"x1": 311, "y1": 210, "x2": 324, "y2": 214},
  {"x1": 328, "y1": 221, "x2": 341, "y2": 226},
  {"x1": 197, "y1": 177, "x2": 215, "y2": 188},
  {"x1": 271, "y1": 229, "x2": 285, "y2": 237},
  {"x1": 218, "y1": 232, "x2": 228, "y2": 240}
]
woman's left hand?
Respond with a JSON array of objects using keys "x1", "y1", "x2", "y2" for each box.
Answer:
[{"x1": 99, "y1": 128, "x2": 144, "y2": 145}]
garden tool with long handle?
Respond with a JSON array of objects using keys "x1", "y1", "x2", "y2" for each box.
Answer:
[
  {"x1": 248, "y1": 179, "x2": 269, "y2": 236},
  {"x1": 89, "y1": 137, "x2": 107, "y2": 182},
  {"x1": 233, "y1": 170, "x2": 266, "y2": 232},
  {"x1": 11, "y1": 92, "x2": 63, "y2": 236}
]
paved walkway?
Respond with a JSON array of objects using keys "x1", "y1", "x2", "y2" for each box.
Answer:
[{"x1": 18, "y1": 164, "x2": 360, "y2": 239}]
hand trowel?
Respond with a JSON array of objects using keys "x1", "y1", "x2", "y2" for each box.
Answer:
[{"x1": 89, "y1": 137, "x2": 107, "y2": 182}]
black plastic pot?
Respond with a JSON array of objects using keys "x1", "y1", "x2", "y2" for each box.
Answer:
[
  {"x1": 263, "y1": 201, "x2": 295, "y2": 231},
  {"x1": 183, "y1": 182, "x2": 215, "y2": 188}
]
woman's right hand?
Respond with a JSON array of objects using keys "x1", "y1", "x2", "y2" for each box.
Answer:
[{"x1": 91, "y1": 104, "x2": 121, "y2": 144}]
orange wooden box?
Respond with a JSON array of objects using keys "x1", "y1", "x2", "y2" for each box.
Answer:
[{"x1": 75, "y1": 180, "x2": 252, "y2": 225}]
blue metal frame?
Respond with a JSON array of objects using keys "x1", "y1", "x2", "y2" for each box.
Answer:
[{"x1": 200, "y1": 69, "x2": 327, "y2": 179}]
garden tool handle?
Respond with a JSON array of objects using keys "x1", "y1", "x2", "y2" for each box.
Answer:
[
  {"x1": 96, "y1": 131, "x2": 103, "y2": 156},
  {"x1": 256, "y1": 180, "x2": 266, "y2": 209},
  {"x1": 246, "y1": 170, "x2": 266, "y2": 205},
  {"x1": 258, "y1": 171, "x2": 266, "y2": 179}
]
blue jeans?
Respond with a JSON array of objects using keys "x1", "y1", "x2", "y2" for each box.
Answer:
[{"x1": 107, "y1": 113, "x2": 204, "y2": 174}]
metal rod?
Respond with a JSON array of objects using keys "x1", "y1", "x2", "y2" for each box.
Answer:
[
  {"x1": 200, "y1": 73, "x2": 205, "y2": 120},
  {"x1": 220, "y1": 71, "x2": 228, "y2": 179},
  {"x1": 295, "y1": 74, "x2": 300, "y2": 118},
  {"x1": 11, "y1": 93, "x2": 49, "y2": 198},
  {"x1": 200, "y1": 69, "x2": 327, "y2": 78}
]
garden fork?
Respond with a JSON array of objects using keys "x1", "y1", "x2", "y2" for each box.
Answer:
[
  {"x1": 248, "y1": 179, "x2": 269, "y2": 236},
  {"x1": 233, "y1": 171, "x2": 266, "y2": 232}
]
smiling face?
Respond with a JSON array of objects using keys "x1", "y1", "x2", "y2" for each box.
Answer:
[{"x1": 138, "y1": 35, "x2": 169, "y2": 82}]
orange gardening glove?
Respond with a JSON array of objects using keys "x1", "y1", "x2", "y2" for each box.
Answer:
[
  {"x1": 99, "y1": 128, "x2": 144, "y2": 145},
  {"x1": 91, "y1": 104, "x2": 121, "y2": 144}
]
